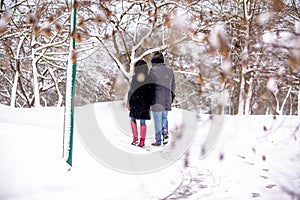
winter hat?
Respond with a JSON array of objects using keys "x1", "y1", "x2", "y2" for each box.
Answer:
[
  {"x1": 151, "y1": 52, "x2": 164, "y2": 64},
  {"x1": 134, "y1": 60, "x2": 149, "y2": 74}
]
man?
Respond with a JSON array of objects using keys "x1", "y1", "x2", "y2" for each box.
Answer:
[{"x1": 150, "y1": 52, "x2": 175, "y2": 146}]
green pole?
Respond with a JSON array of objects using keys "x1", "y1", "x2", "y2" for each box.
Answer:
[{"x1": 63, "y1": 0, "x2": 77, "y2": 167}]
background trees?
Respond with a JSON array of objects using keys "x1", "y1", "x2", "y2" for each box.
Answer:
[
  {"x1": 0, "y1": 0, "x2": 299, "y2": 115},
  {"x1": 0, "y1": 0, "x2": 71, "y2": 107}
]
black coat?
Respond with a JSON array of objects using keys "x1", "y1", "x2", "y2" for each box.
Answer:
[{"x1": 128, "y1": 74, "x2": 155, "y2": 120}]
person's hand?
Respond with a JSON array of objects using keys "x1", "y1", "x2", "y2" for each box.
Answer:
[{"x1": 171, "y1": 93, "x2": 176, "y2": 103}]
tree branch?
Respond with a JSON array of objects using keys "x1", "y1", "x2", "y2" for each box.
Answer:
[{"x1": 95, "y1": 35, "x2": 130, "y2": 81}]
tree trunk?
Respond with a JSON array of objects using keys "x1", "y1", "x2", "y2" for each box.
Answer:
[
  {"x1": 238, "y1": 0, "x2": 251, "y2": 115},
  {"x1": 276, "y1": 86, "x2": 292, "y2": 115},
  {"x1": 10, "y1": 71, "x2": 18, "y2": 107},
  {"x1": 298, "y1": 87, "x2": 300, "y2": 116},
  {"x1": 49, "y1": 68, "x2": 63, "y2": 107},
  {"x1": 238, "y1": 68, "x2": 246, "y2": 115},
  {"x1": 11, "y1": 36, "x2": 26, "y2": 107},
  {"x1": 244, "y1": 75, "x2": 253, "y2": 115},
  {"x1": 32, "y1": 57, "x2": 40, "y2": 107}
]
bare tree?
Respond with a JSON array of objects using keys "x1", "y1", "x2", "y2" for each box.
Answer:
[{"x1": 0, "y1": 0, "x2": 299, "y2": 114}]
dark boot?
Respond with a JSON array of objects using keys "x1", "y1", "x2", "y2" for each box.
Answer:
[
  {"x1": 130, "y1": 120, "x2": 138, "y2": 145},
  {"x1": 163, "y1": 129, "x2": 169, "y2": 145},
  {"x1": 138, "y1": 125, "x2": 146, "y2": 147}
]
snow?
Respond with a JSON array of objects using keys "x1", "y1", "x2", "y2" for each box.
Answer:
[
  {"x1": 221, "y1": 59, "x2": 232, "y2": 75},
  {"x1": 257, "y1": 12, "x2": 273, "y2": 25},
  {"x1": 263, "y1": 31, "x2": 300, "y2": 49},
  {"x1": 0, "y1": 19, "x2": 6, "y2": 32},
  {"x1": 262, "y1": 32, "x2": 277, "y2": 44},
  {"x1": 0, "y1": 102, "x2": 299, "y2": 199},
  {"x1": 278, "y1": 67, "x2": 285, "y2": 76},
  {"x1": 266, "y1": 78, "x2": 277, "y2": 93},
  {"x1": 209, "y1": 22, "x2": 227, "y2": 50},
  {"x1": 295, "y1": 21, "x2": 300, "y2": 34},
  {"x1": 171, "y1": 8, "x2": 189, "y2": 31}
]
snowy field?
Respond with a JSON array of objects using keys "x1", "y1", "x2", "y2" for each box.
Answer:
[{"x1": 0, "y1": 102, "x2": 300, "y2": 200}]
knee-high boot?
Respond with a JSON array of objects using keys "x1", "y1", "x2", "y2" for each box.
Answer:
[
  {"x1": 130, "y1": 120, "x2": 138, "y2": 145},
  {"x1": 138, "y1": 125, "x2": 146, "y2": 147}
]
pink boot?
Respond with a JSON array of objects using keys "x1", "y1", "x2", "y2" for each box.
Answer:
[
  {"x1": 130, "y1": 120, "x2": 138, "y2": 145},
  {"x1": 138, "y1": 125, "x2": 146, "y2": 147}
]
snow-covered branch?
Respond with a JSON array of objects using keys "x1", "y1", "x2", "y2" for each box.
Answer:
[{"x1": 95, "y1": 35, "x2": 130, "y2": 81}]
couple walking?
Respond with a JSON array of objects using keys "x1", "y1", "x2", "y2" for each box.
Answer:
[{"x1": 127, "y1": 52, "x2": 175, "y2": 147}]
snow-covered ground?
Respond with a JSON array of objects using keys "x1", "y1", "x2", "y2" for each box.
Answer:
[{"x1": 0, "y1": 102, "x2": 299, "y2": 200}]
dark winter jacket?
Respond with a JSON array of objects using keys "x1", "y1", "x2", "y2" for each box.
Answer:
[
  {"x1": 150, "y1": 63, "x2": 176, "y2": 112},
  {"x1": 128, "y1": 65, "x2": 155, "y2": 120}
]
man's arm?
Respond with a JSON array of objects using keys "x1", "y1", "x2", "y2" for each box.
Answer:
[{"x1": 171, "y1": 72, "x2": 176, "y2": 102}]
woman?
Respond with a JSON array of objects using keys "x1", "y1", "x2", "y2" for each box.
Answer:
[{"x1": 127, "y1": 60, "x2": 155, "y2": 147}]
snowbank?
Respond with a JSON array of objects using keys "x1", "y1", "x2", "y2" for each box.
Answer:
[{"x1": 0, "y1": 104, "x2": 64, "y2": 130}]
